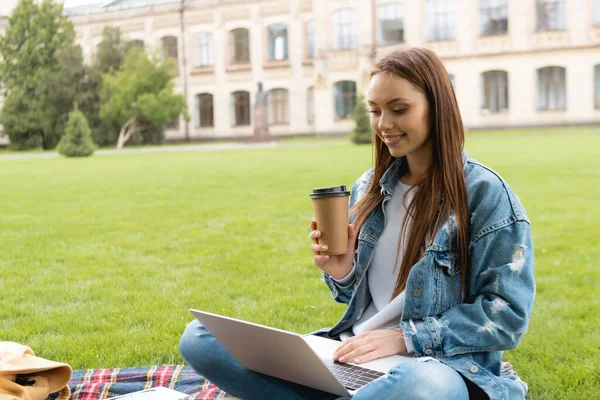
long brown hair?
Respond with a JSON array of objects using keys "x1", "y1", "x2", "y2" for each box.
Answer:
[{"x1": 351, "y1": 47, "x2": 469, "y2": 299}]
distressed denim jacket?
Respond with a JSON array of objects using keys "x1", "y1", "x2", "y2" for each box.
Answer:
[{"x1": 319, "y1": 151, "x2": 535, "y2": 400}]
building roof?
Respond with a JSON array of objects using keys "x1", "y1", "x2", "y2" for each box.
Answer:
[
  {"x1": 63, "y1": 2, "x2": 111, "y2": 15},
  {"x1": 65, "y1": 0, "x2": 182, "y2": 16}
]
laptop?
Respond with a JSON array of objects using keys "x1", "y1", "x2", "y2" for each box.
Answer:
[
  {"x1": 190, "y1": 309, "x2": 414, "y2": 397},
  {"x1": 107, "y1": 386, "x2": 188, "y2": 400}
]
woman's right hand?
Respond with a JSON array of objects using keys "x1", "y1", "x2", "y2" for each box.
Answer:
[{"x1": 309, "y1": 220, "x2": 357, "y2": 280}]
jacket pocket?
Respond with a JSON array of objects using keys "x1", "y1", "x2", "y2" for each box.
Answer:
[{"x1": 430, "y1": 250, "x2": 462, "y2": 313}]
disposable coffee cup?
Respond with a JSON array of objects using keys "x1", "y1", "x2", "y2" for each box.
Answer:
[{"x1": 310, "y1": 185, "x2": 351, "y2": 256}]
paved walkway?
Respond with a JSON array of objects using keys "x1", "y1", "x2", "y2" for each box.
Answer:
[{"x1": 0, "y1": 140, "x2": 350, "y2": 160}]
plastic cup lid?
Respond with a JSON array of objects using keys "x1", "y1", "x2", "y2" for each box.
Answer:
[{"x1": 310, "y1": 185, "x2": 350, "y2": 199}]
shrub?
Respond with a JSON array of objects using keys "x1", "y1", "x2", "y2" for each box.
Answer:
[
  {"x1": 350, "y1": 94, "x2": 372, "y2": 145},
  {"x1": 57, "y1": 105, "x2": 96, "y2": 157}
]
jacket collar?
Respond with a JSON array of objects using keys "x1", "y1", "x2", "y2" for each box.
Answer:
[
  {"x1": 378, "y1": 157, "x2": 407, "y2": 196},
  {"x1": 378, "y1": 149, "x2": 468, "y2": 196}
]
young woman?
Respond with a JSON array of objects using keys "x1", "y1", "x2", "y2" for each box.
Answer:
[{"x1": 179, "y1": 47, "x2": 535, "y2": 400}]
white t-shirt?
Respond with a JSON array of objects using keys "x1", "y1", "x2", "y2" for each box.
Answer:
[{"x1": 336, "y1": 180, "x2": 414, "y2": 353}]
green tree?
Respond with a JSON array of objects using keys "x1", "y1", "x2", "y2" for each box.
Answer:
[
  {"x1": 45, "y1": 45, "x2": 87, "y2": 148},
  {"x1": 350, "y1": 94, "x2": 372, "y2": 145},
  {"x1": 96, "y1": 26, "x2": 131, "y2": 75},
  {"x1": 79, "y1": 26, "x2": 163, "y2": 147},
  {"x1": 79, "y1": 26, "x2": 128, "y2": 147},
  {"x1": 0, "y1": 0, "x2": 83, "y2": 150},
  {"x1": 57, "y1": 104, "x2": 95, "y2": 157},
  {"x1": 78, "y1": 66, "x2": 117, "y2": 147},
  {"x1": 100, "y1": 51, "x2": 189, "y2": 150}
]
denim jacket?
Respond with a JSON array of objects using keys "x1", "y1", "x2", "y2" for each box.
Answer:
[{"x1": 319, "y1": 151, "x2": 535, "y2": 400}]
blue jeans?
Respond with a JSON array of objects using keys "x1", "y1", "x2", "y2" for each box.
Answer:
[{"x1": 179, "y1": 320, "x2": 470, "y2": 400}]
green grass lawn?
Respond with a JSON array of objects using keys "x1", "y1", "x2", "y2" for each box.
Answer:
[{"x1": 0, "y1": 130, "x2": 598, "y2": 399}]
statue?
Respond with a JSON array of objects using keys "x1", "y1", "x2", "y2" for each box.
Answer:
[
  {"x1": 249, "y1": 82, "x2": 272, "y2": 143},
  {"x1": 255, "y1": 82, "x2": 268, "y2": 105}
]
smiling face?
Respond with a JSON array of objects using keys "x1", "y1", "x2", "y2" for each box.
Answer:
[{"x1": 368, "y1": 72, "x2": 432, "y2": 161}]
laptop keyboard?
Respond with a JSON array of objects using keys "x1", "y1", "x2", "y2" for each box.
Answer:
[{"x1": 321, "y1": 359, "x2": 385, "y2": 391}]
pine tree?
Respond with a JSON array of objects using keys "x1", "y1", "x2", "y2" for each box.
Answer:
[
  {"x1": 57, "y1": 105, "x2": 96, "y2": 157},
  {"x1": 350, "y1": 94, "x2": 372, "y2": 145}
]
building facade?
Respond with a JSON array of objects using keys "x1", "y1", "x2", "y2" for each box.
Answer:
[{"x1": 4, "y1": 0, "x2": 600, "y2": 144}]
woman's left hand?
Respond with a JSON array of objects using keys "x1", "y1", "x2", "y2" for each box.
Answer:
[{"x1": 333, "y1": 328, "x2": 407, "y2": 364}]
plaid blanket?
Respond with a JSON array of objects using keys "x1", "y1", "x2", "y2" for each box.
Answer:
[
  {"x1": 49, "y1": 365, "x2": 231, "y2": 400},
  {"x1": 49, "y1": 362, "x2": 516, "y2": 399}
]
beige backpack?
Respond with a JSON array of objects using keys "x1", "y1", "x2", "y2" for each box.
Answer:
[{"x1": 0, "y1": 342, "x2": 71, "y2": 400}]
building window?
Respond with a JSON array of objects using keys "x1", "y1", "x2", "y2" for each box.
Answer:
[
  {"x1": 481, "y1": 70, "x2": 509, "y2": 113},
  {"x1": 161, "y1": 36, "x2": 178, "y2": 68},
  {"x1": 334, "y1": 81, "x2": 356, "y2": 120},
  {"x1": 195, "y1": 93, "x2": 214, "y2": 128},
  {"x1": 594, "y1": 0, "x2": 600, "y2": 26},
  {"x1": 536, "y1": 66, "x2": 566, "y2": 110},
  {"x1": 480, "y1": 0, "x2": 508, "y2": 36},
  {"x1": 594, "y1": 64, "x2": 600, "y2": 109},
  {"x1": 230, "y1": 28, "x2": 250, "y2": 64},
  {"x1": 332, "y1": 8, "x2": 357, "y2": 50},
  {"x1": 536, "y1": 0, "x2": 566, "y2": 32},
  {"x1": 378, "y1": 3, "x2": 404, "y2": 45},
  {"x1": 231, "y1": 91, "x2": 251, "y2": 126},
  {"x1": 307, "y1": 87, "x2": 315, "y2": 124},
  {"x1": 267, "y1": 88, "x2": 289, "y2": 125},
  {"x1": 427, "y1": 0, "x2": 455, "y2": 41},
  {"x1": 193, "y1": 32, "x2": 213, "y2": 67},
  {"x1": 306, "y1": 20, "x2": 315, "y2": 58},
  {"x1": 268, "y1": 24, "x2": 288, "y2": 61}
]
